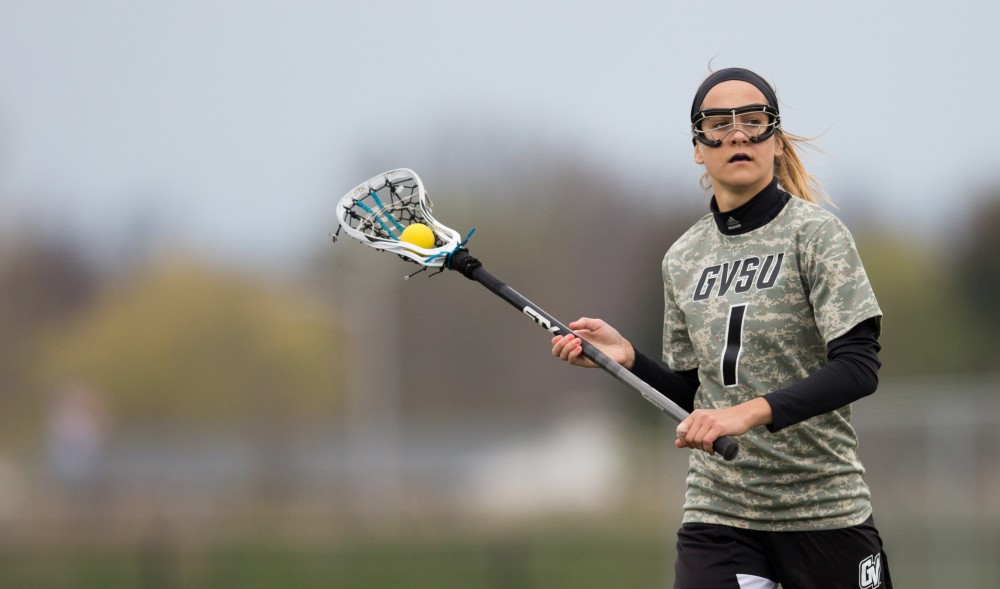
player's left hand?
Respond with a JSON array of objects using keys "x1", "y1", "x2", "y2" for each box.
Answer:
[{"x1": 675, "y1": 398, "x2": 772, "y2": 455}]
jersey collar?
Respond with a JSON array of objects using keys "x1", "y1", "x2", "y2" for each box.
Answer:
[{"x1": 710, "y1": 178, "x2": 791, "y2": 235}]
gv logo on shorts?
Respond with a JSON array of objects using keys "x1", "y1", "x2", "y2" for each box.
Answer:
[{"x1": 858, "y1": 553, "x2": 881, "y2": 588}]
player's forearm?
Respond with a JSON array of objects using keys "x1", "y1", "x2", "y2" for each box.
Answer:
[
  {"x1": 739, "y1": 397, "x2": 774, "y2": 429},
  {"x1": 629, "y1": 348, "x2": 699, "y2": 413}
]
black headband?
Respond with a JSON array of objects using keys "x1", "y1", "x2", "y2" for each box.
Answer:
[{"x1": 690, "y1": 68, "x2": 779, "y2": 121}]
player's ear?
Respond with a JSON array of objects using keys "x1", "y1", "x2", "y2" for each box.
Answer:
[{"x1": 693, "y1": 143, "x2": 704, "y2": 165}]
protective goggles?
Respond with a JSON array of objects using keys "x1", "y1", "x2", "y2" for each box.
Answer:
[{"x1": 691, "y1": 104, "x2": 780, "y2": 147}]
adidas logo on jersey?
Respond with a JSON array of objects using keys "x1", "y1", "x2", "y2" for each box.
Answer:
[{"x1": 692, "y1": 252, "x2": 784, "y2": 301}]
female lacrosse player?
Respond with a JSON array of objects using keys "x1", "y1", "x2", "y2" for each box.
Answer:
[{"x1": 551, "y1": 68, "x2": 892, "y2": 589}]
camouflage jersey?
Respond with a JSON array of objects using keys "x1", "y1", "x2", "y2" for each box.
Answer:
[{"x1": 662, "y1": 194, "x2": 882, "y2": 531}]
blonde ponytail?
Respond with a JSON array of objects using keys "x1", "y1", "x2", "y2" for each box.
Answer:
[{"x1": 774, "y1": 131, "x2": 832, "y2": 206}]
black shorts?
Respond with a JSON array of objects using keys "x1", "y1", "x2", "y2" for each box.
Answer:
[{"x1": 674, "y1": 516, "x2": 892, "y2": 589}]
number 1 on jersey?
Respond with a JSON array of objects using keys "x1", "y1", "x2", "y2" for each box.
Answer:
[{"x1": 722, "y1": 304, "x2": 748, "y2": 387}]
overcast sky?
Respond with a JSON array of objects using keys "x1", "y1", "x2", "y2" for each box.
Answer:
[{"x1": 1, "y1": 1, "x2": 997, "y2": 266}]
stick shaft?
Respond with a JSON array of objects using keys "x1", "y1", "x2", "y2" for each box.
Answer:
[{"x1": 450, "y1": 252, "x2": 738, "y2": 461}]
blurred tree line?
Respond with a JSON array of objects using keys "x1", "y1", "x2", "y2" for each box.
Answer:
[
  {"x1": 0, "y1": 240, "x2": 343, "y2": 453},
  {"x1": 2, "y1": 162, "x2": 999, "y2": 449}
]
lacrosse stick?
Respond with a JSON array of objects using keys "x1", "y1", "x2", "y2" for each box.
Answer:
[{"x1": 332, "y1": 168, "x2": 739, "y2": 460}]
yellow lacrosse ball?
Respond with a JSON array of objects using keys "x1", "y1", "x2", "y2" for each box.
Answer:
[{"x1": 399, "y1": 223, "x2": 435, "y2": 249}]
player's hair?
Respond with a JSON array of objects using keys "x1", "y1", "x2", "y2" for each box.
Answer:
[{"x1": 774, "y1": 130, "x2": 832, "y2": 206}]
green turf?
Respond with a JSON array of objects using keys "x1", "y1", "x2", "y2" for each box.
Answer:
[{"x1": 0, "y1": 530, "x2": 671, "y2": 589}]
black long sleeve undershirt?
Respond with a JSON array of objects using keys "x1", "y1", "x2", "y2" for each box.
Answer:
[
  {"x1": 630, "y1": 351, "x2": 699, "y2": 413},
  {"x1": 629, "y1": 317, "x2": 881, "y2": 432},
  {"x1": 763, "y1": 317, "x2": 881, "y2": 431}
]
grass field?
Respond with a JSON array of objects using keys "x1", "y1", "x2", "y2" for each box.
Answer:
[
  {"x1": 0, "y1": 524, "x2": 673, "y2": 589},
  {"x1": 2, "y1": 517, "x2": 998, "y2": 588}
]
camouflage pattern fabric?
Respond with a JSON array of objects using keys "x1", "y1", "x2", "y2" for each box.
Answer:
[{"x1": 662, "y1": 197, "x2": 882, "y2": 531}]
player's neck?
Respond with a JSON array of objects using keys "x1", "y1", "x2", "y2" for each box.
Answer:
[
  {"x1": 710, "y1": 178, "x2": 787, "y2": 235},
  {"x1": 712, "y1": 175, "x2": 776, "y2": 212}
]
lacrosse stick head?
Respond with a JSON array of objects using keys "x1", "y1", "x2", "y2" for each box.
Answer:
[{"x1": 333, "y1": 168, "x2": 464, "y2": 267}]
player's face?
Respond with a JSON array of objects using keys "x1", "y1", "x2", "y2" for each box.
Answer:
[{"x1": 693, "y1": 80, "x2": 782, "y2": 209}]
